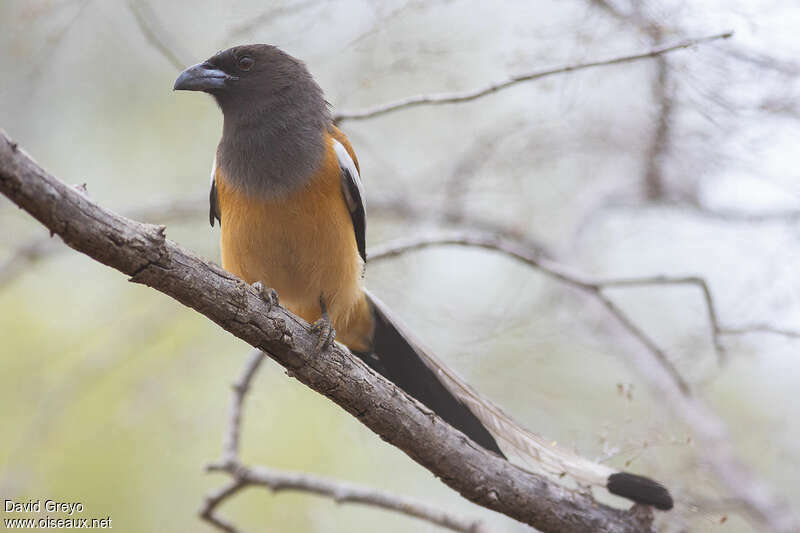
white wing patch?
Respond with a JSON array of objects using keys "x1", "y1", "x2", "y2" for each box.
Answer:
[
  {"x1": 334, "y1": 139, "x2": 367, "y2": 263},
  {"x1": 333, "y1": 140, "x2": 365, "y2": 213},
  {"x1": 209, "y1": 155, "x2": 220, "y2": 227},
  {"x1": 210, "y1": 155, "x2": 217, "y2": 186}
]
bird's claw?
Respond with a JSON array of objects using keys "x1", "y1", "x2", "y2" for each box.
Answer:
[
  {"x1": 311, "y1": 296, "x2": 335, "y2": 352},
  {"x1": 252, "y1": 281, "x2": 279, "y2": 312}
]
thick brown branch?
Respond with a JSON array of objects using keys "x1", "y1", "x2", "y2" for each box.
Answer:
[
  {"x1": 0, "y1": 132, "x2": 656, "y2": 533},
  {"x1": 333, "y1": 32, "x2": 732, "y2": 123}
]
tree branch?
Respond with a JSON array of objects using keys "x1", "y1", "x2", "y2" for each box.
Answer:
[
  {"x1": 370, "y1": 233, "x2": 690, "y2": 390},
  {"x1": 588, "y1": 0, "x2": 678, "y2": 201},
  {"x1": 127, "y1": 0, "x2": 191, "y2": 71},
  {"x1": 200, "y1": 479, "x2": 248, "y2": 533},
  {"x1": 206, "y1": 462, "x2": 490, "y2": 533},
  {"x1": 224, "y1": 0, "x2": 319, "y2": 41},
  {"x1": 597, "y1": 274, "x2": 727, "y2": 363},
  {"x1": 719, "y1": 324, "x2": 800, "y2": 339},
  {"x1": 333, "y1": 32, "x2": 732, "y2": 123},
  {"x1": 368, "y1": 231, "x2": 798, "y2": 533},
  {"x1": 0, "y1": 131, "x2": 657, "y2": 533},
  {"x1": 221, "y1": 348, "x2": 265, "y2": 465}
]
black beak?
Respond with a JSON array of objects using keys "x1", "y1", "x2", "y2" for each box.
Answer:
[{"x1": 173, "y1": 62, "x2": 229, "y2": 92}]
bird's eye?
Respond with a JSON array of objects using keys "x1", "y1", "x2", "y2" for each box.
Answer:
[{"x1": 238, "y1": 56, "x2": 254, "y2": 71}]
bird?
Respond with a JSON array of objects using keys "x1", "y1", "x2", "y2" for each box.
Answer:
[{"x1": 173, "y1": 43, "x2": 673, "y2": 511}]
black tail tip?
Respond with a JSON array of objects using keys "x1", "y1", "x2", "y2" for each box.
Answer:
[{"x1": 607, "y1": 472, "x2": 674, "y2": 510}]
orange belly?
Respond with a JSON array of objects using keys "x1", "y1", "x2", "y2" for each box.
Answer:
[{"x1": 215, "y1": 135, "x2": 372, "y2": 352}]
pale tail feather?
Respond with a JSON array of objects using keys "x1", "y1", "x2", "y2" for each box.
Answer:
[
  {"x1": 365, "y1": 290, "x2": 673, "y2": 510},
  {"x1": 365, "y1": 290, "x2": 613, "y2": 487}
]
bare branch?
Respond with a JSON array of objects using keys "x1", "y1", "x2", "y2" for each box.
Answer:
[
  {"x1": 719, "y1": 324, "x2": 800, "y2": 340},
  {"x1": 722, "y1": 46, "x2": 800, "y2": 77},
  {"x1": 200, "y1": 479, "x2": 248, "y2": 533},
  {"x1": 643, "y1": 54, "x2": 672, "y2": 200},
  {"x1": 127, "y1": 0, "x2": 190, "y2": 70},
  {"x1": 369, "y1": 194, "x2": 551, "y2": 256},
  {"x1": 333, "y1": 32, "x2": 732, "y2": 123},
  {"x1": 368, "y1": 231, "x2": 798, "y2": 532},
  {"x1": 368, "y1": 233, "x2": 690, "y2": 390},
  {"x1": 207, "y1": 461, "x2": 489, "y2": 533},
  {"x1": 224, "y1": 0, "x2": 318, "y2": 41},
  {"x1": 597, "y1": 275, "x2": 727, "y2": 363},
  {"x1": 589, "y1": 1, "x2": 677, "y2": 201},
  {"x1": 0, "y1": 131, "x2": 657, "y2": 533},
  {"x1": 221, "y1": 349, "x2": 265, "y2": 465},
  {"x1": 26, "y1": 0, "x2": 91, "y2": 86}
]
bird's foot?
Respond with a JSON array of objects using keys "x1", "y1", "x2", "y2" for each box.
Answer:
[
  {"x1": 252, "y1": 281, "x2": 279, "y2": 312},
  {"x1": 311, "y1": 296, "x2": 336, "y2": 352}
]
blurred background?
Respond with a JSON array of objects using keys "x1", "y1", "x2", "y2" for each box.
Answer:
[{"x1": 1, "y1": 1, "x2": 799, "y2": 532}]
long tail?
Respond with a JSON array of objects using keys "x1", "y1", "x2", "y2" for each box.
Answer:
[{"x1": 360, "y1": 290, "x2": 673, "y2": 511}]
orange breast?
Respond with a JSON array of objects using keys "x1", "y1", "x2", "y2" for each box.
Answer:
[{"x1": 215, "y1": 132, "x2": 372, "y2": 351}]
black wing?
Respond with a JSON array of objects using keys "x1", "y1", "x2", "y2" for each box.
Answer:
[
  {"x1": 334, "y1": 140, "x2": 366, "y2": 263},
  {"x1": 209, "y1": 157, "x2": 221, "y2": 227}
]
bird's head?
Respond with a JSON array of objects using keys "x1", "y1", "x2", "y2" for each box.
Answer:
[
  {"x1": 173, "y1": 44, "x2": 323, "y2": 115},
  {"x1": 173, "y1": 44, "x2": 329, "y2": 195}
]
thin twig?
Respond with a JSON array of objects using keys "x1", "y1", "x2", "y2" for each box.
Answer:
[
  {"x1": 589, "y1": 0, "x2": 676, "y2": 201},
  {"x1": 370, "y1": 233, "x2": 800, "y2": 365},
  {"x1": 333, "y1": 32, "x2": 733, "y2": 123},
  {"x1": 199, "y1": 347, "x2": 265, "y2": 532},
  {"x1": 127, "y1": 0, "x2": 190, "y2": 70},
  {"x1": 221, "y1": 349, "x2": 265, "y2": 465},
  {"x1": 26, "y1": 0, "x2": 91, "y2": 86},
  {"x1": 719, "y1": 325, "x2": 800, "y2": 339},
  {"x1": 598, "y1": 275, "x2": 727, "y2": 363},
  {"x1": 207, "y1": 461, "x2": 488, "y2": 533},
  {"x1": 368, "y1": 232, "x2": 690, "y2": 391},
  {"x1": 200, "y1": 345, "x2": 487, "y2": 533},
  {"x1": 369, "y1": 194, "x2": 551, "y2": 256},
  {"x1": 224, "y1": 0, "x2": 319, "y2": 41},
  {"x1": 199, "y1": 479, "x2": 248, "y2": 533}
]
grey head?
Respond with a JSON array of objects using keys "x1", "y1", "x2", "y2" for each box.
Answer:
[{"x1": 174, "y1": 44, "x2": 331, "y2": 196}]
